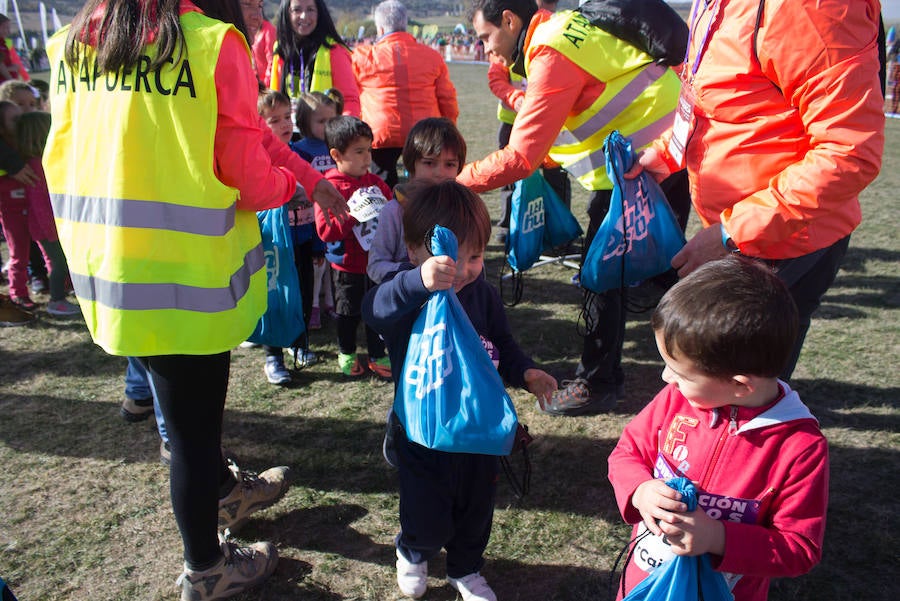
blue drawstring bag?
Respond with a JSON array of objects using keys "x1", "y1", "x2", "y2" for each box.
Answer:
[
  {"x1": 246, "y1": 205, "x2": 306, "y2": 348},
  {"x1": 396, "y1": 226, "x2": 519, "y2": 455},
  {"x1": 541, "y1": 174, "x2": 583, "y2": 249},
  {"x1": 508, "y1": 171, "x2": 583, "y2": 273},
  {"x1": 622, "y1": 477, "x2": 734, "y2": 601},
  {"x1": 581, "y1": 131, "x2": 684, "y2": 294}
]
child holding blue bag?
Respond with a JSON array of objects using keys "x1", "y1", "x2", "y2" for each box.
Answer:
[
  {"x1": 608, "y1": 257, "x2": 828, "y2": 601},
  {"x1": 363, "y1": 180, "x2": 556, "y2": 601}
]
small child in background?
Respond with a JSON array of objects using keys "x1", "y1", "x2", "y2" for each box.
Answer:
[
  {"x1": 367, "y1": 117, "x2": 466, "y2": 284},
  {"x1": 29, "y1": 79, "x2": 49, "y2": 111},
  {"x1": 0, "y1": 80, "x2": 37, "y2": 112},
  {"x1": 255, "y1": 89, "x2": 319, "y2": 384},
  {"x1": 362, "y1": 180, "x2": 556, "y2": 601},
  {"x1": 291, "y1": 90, "x2": 341, "y2": 173},
  {"x1": 291, "y1": 90, "x2": 343, "y2": 328},
  {"x1": 608, "y1": 256, "x2": 828, "y2": 601},
  {"x1": 315, "y1": 116, "x2": 392, "y2": 378},
  {"x1": 0, "y1": 107, "x2": 79, "y2": 315}
]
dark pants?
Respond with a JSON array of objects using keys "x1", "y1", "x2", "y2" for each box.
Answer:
[
  {"x1": 371, "y1": 147, "x2": 404, "y2": 189},
  {"x1": 395, "y1": 429, "x2": 499, "y2": 578},
  {"x1": 496, "y1": 121, "x2": 572, "y2": 228},
  {"x1": 139, "y1": 353, "x2": 234, "y2": 569},
  {"x1": 771, "y1": 235, "x2": 851, "y2": 380},
  {"x1": 576, "y1": 171, "x2": 691, "y2": 392},
  {"x1": 333, "y1": 270, "x2": 385, "y2": 358}
]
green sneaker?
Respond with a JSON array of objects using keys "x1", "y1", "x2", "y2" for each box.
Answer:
[
  {"x1": 367, "y1": 356, "x2": 392, "y2": 380},
  {"x1": 338, "y1": 352, "x2": 364, "y2": 377}
]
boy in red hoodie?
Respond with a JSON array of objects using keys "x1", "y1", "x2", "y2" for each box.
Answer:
[
  {"x1": 608, "y1": 257, "x2": 828, "y2": 601},
  {"x1": 315, "y1": 116, "x2": 393, "y2": 378}
]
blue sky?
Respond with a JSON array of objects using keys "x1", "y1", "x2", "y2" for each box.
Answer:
[{"x1": 885, "y1": 0, "x2": 900, "y2": 22}]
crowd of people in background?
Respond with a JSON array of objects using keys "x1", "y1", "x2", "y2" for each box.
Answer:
[{"x1": 0, "y1": 0, "x2": 886, "y2": 601}]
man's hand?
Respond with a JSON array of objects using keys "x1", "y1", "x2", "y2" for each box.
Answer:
[
  {"x1": 524, "y1": 368, "x2": 557, "y2": 409},
  {"x1": 631, "y1": 479, "x2": 688, "y2": 537},
  {"x1": 671, "y1": 224, "x2": 729, "y2": 277},
  {"x1": 420, "y1": 256, "x2": 456, "y2": 292},
  {"x1": 311, "y1": 179, "x2": 349, "y2": 221},
  {"x1": 10, "y1": 164, "x2": 37, "y2": 186},
  {"x1": 659, "y1": 507, "x2": 726, "y2": 557}
]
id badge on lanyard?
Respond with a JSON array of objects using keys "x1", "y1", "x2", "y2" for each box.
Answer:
[
  {"x1": 668, "y1": 0, "x2": 720, "y2": 169},
  {"x1": 667, "y1": 86, "x2": 695, "y2": 169}
]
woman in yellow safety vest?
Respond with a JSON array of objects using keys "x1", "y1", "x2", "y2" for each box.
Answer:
[
  {"x1": 268, "y1": 0, "x2": 360, "y2": 117},
  {"x1": 45, "y1": 0, "x2": 299, "y2": 598}
]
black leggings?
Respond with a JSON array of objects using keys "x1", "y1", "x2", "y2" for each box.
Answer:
[{"x1": 140, "y1": 353, "x2": 234, "y2": 569}]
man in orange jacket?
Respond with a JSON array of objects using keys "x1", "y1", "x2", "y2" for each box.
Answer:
[
  {"x1": 635, "y1": 0, "x2": 884, "y2": 378},
  {"x1": 353, "y1": 0, "x2": 459, "y2": 187}
]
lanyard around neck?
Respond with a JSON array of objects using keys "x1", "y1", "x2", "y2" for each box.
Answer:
[
  {"x1": 289, "y1": 51, "x2": 307, "y2": 97},
  {"x1": 682, "y1": 0, "x2": 723, "y2": 83}
]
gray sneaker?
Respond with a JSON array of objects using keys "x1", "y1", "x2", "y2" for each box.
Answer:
[
  {"x1": 177, "y1": 534, "x2": 278, "y2": 601},
  {"x1": 218, "y1": 458, "x2": 290, "y2": 531},
  {"x1": 264, "y1": 355, "x2": 291, "y2": 385},
  {"x1": 539, "y1": 378, "x2": 622, "y2": 416}
]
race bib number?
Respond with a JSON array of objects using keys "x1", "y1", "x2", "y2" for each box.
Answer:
[
  {"x1": 633, "y1": 522, "x2": 676, "y2": 573},
  {"x1": 348, "y1": 185, "x2": 388, "y2": 223},
  {"x1": 352, "y1": 217, "x2": 380, "y2": 252}
]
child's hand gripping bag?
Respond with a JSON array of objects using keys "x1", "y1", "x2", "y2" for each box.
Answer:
[
  {"x1": 581, "y1": 130, "x2": 684, "y2": 294},
  {"x1": 622, "y1": 477, "x2": 734, "y2": 601},
  {"x1": 247, "y1": 205, "x2": 306, "y2": 348},
  {"x1": 396, "y1": 225, "x2": 519, "y2": 455}
]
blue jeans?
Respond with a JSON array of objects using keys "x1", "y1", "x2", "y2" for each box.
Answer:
[{"x1": 125, "y1": 356, "x2": 168, "y2": 444}]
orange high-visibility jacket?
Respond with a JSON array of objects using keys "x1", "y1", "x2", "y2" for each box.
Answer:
[
  {"x1": 352, "y1": 31, "x2": 458, "y2": 149},
  {"x1": 656, "y1": 0, "x2": 884, "y2": 259}
]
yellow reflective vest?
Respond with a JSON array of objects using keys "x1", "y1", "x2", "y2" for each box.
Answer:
[
  {"x1": 526, "y1": 10, "x2": 680, "y2": 190},
  {"x1": 44, "y1": 12, "x2": 266, "y2": 356},
  {"x1": 496, "y1": 70, "x2": 525, "y2": 125},
  {"x1": 269, "y1": 41, "x2": 334, "y2": 99}
]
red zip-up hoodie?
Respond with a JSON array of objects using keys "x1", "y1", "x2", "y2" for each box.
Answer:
[{"x1": 608, "y1": 381, "x2": 828, "y2": 601}]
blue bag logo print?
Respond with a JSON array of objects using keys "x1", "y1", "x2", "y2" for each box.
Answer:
[
  {"x1": 264, "y1": 247, "x2": 281, "y2": 292},
  {"x1": 522, "y1": 197, "x2": 545, "y2": 234},
  {"x1": 404, "y1": 323, "x2": 454, "y2": 400},
  {"x1": 602, "y1": 178, "x2": 658, "y2": 261}
]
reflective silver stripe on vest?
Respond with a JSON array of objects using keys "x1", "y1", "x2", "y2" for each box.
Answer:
[
  {"x1": 50, "y1": 194, "x2": 237, "y2": 237},
  {"x1": 70, "y1": 244, "x2": 264, "y2": 312},
  {"x1": 554, "y1": 63, "x2": 668, "y2": 148},
  {"x1": 565, "y1": 115, "x2": 673, "y2": 179}
]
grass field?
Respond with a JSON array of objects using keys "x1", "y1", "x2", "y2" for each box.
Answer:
[{"x1": 0, "y1": 62, "x2": 898, "y2": 601}]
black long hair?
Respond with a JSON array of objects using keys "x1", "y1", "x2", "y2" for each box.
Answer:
[
  {"x1": 274, "y1": 0, "x2": 346, "y2": 68},
  {"x1": 65, "y1": 0, "x2": 183, "y2": 72},
  {"x1": 192, "y1": 0, "x2": 249, "y2": 41}
]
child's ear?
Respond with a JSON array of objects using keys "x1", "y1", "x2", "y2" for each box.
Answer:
[
  {"x1": 329, "y1": 147, "x2": 341, "y2": 163},
  {"x1": 731, "y1": 374, "x2": 754, "y2": 397}
]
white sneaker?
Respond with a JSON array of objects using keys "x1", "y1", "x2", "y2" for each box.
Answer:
[
  {"x1": 448, "y1": 572, "x2": 497, "y2": 601},
  {"x1": 396, "y1": 549, "x2": 427, "y2": 598}
]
